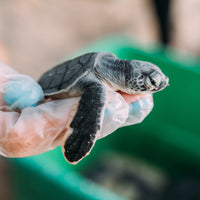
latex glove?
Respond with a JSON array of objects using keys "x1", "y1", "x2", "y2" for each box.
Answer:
[
  {"x1": 0, "y1": 62, "x2": 153, "y2": 158},
  {"x1": 99, "y1": 91, "x2": 153, "y2": 139}
]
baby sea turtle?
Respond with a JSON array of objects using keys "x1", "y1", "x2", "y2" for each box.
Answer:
[{"x1": 39, "y1": 52, "x2": 168, "y2": 164}]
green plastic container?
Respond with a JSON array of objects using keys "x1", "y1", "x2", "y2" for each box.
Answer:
[{"x1": 7, "y1": 36, "x2": 200, "y2": 200}]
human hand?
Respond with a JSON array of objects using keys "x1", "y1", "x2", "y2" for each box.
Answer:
[
  {"x1": 99, "y1": 91, "x2": 153, "y2": 139},
  {"x1": 0, "y1": 62, "x2": 153, "y2": 158}
]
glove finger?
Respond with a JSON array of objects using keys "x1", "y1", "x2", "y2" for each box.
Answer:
[
  {"x1": 0, "y1": 61, "x2": 44, "y2": 109},
  {"x1": 98, "y1": 92, "x2": 153, "y2": 139},
  {"x1": 2, "y1": 74, "x2": 44, "y2": 110},
  {"x1": 123, "y1": 93, "x2": 153, "y2": 126},
  {"x1": 98, "y1": 90, "x2": 129, "y2": 139}
]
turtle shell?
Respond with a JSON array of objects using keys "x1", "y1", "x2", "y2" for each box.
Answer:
[{"x1": 39, "y1": 52, "x2": 97, "y2": 96}]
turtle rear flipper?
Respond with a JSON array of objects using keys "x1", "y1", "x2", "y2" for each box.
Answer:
[{"x1": 62, "y1": 81, "x2": 106, "y2": 164}]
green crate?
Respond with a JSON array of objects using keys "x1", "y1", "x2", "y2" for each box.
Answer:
[{"x1": 7, "y1": 35, "x2": 200, "y2": 200}]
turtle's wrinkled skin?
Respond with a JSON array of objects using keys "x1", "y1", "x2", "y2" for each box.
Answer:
[{"x1": 39, "y1": 52, "x2": 169, "y2": 164}]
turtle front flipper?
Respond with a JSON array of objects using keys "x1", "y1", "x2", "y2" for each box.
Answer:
[{"x1": 62, "y1": 81, "x2": 106, "y2": 164}]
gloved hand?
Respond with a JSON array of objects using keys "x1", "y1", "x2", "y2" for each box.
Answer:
[{"x1": 0, "y1": 61, "x2": 153, "y2": 158}]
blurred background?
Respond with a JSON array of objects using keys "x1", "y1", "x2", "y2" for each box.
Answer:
[
  {"x1": 0, "y1": 0, "x2": 200, "y2": 199},
  {"x1": 1, "y1": 0, "x2": 200, "y2": 79}
]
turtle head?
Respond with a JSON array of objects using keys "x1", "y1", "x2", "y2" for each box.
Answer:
[{"x1": 124, "y1": 60, "x2": 169, "y2": 94}]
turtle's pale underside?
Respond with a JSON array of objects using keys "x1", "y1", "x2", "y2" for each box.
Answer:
[{"x1": 39, "y1": 52, "x2": 168, "y2": 164}]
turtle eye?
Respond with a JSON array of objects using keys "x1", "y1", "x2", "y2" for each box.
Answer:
[
  {"x1": 145, "y1": 76, "x2": 158, "y2": 91},
  {"x1": 145, "y1": 77, "x2": 152, "y2": 88},
  {"x1": 149, "y1": 76, "x2": 156, "y2": 86}
]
